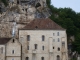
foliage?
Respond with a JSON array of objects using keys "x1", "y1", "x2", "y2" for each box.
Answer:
[
  {"x1": 0, "y1": 0, "x2": 8, "y2": 6},
  {"x1": 47, "y1": 0, "x2": 80, "y2": 54}
]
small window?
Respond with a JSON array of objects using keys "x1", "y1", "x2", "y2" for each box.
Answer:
[
  {"x1": 34, "y1": 44, "x2": 37, "y2": 49},
  {"x1": 27, "y1": 46, "x2": 29, "y2": 50},
  {"x1": 57, "y1": 55, "x2": 60, "y2": 60},
  {"x1": 58, "y1": 47, "x2": 60, "y2": 51},
  {"x1": 53, "y1": 33, "x2": 55, "y2": 36},
  {"x1": 53, "y1": 39, "x2": 55, "y2": 42},
  {"x1": 42, "y1": 35, "x2": 45, "y2": 41},
  {"x1": 58, "y1": 38, "x2": 60, "y2": 42},
  {"x1": 27, "y1": 35, "x2": 30, "y2": 41},
  {"x1": 41, "y1": 57, "x2": 44, "y2": 60},
  {"x1": 12, "y1": 50, "x2": 14, "y2": 54},
  {"x1": 42, "y1": 46, "x2": 44, "y2": 50},
  {"x1": 12, "y1": 39, "x2": 15, "y2": 43},
  {"x1": 53, "y1": 47, "x2": 54, "y2": 49},
  {"x1": 12, "y1": 58, "x2": 14, "y2": 60},
  {"x1": 57, "y1": 32, "x2": 59, "y2": 36},
  {"x1": 62, "y1": 42, "x2": 65, "y2": 47},
  {"x1": 26, "y1": 57, "x2": 29, "y2": 60}
]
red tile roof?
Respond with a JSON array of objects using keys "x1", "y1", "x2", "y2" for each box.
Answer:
[
  {"x1": 0, "y1": 38, "x2": 11, "y2": 44},
  {"x1": 21, "y1": 18, "x2": 65, "y2": 30}
]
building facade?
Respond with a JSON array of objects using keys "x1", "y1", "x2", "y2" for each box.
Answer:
[
  {"x1": 0, "y1": 38, "x2": 21, "y2": 60},
  {"x1": 19, "y1": 18, "x2": 68, "y2": 60}
]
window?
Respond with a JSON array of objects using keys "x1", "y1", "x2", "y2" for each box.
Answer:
[
  {"x1": 53, "y1": 47, "x2": 54, "y2": 49},
  {"x1": 57, "y1": 55, "x2": 60, "y2": 60},
  {"x1": 62, "y1": 42, "x2": 65, "y2": 47},
  {"x1": 57, "y1": 32, "x2": 59, "y2": 36},
  {"x1": 53, "y1": 39, "x2": 55, "y2": 42},
  {"x1": 27, "y1": 35, "x2": 30, "y2": 41},
  {"x1": 42, "y1": 46, "x2": 44, "y2": 50},
  {"x1": 58, "y1": 47, "x2": 60, "y2": 51},
  {"x1": 58, "y1": 38, "x2": 60, "y2": 42},
  {"x1": 34, "y1": 44, "x2": 37, "y2": 49},
  {"x1": 12, "y1": 50, "x2": 14, "y2": 54},
  {"x1": 12, "y1": 39, "x2": 15, "y2": 43},
  {"x1": 26, "y1": 57, "x2": 29, "y2": 60},
  {"x1": 41, "y1": 57, "x2": 44, "y2": 60},
  {"x1": 42, "y1": 35, "x2": 45, "y2": 41},
  {"x1": 53, "y1": 33, "x2": 55, "y2": 36},
  {"x1": 27, "y1": 46, "x2": 29, "y2": 50},
  {"x1": 12, "y1": 58, "x2": 14, "y2": 60}
]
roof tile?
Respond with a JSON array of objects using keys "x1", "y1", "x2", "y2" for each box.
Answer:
[{"x1": 22, "y1": 18, "x2": 65, "y2": 30}]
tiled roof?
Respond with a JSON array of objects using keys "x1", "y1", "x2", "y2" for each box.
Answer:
[
  {"x1": 21, "y1": 18, "x2": 65, "y2": 30},
  {"x1": 0, "y1": 38, "x2": 11, "y2": 44}
]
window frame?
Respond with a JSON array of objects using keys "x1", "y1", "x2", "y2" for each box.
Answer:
[
  {"x1": 27, "y1": 46, "x2": 29, "y2": 50},
  {"x1": 12, "y1": 50, "x2": 14, "y2": 54},
  {"x1": 27, "y1": 35, "x2": 30, "y2": 41},
  {"x1": 41, "y1": 57, "x2": 44, "y2": 60},
  {"x1": 57, "y1": 32, "x2": 59, "y2": 36},
  {"x1": 34, "y1": 44, "x2": 37, "y2": 49},
  {"x1": 42, "y1": 46, "x2": 44, "y2": 50},
  {"x1": 42, "y1": 35, "x2": 45, "y2": 41},
  {"x1": 26, "y1": 57, "x2": 29, "y2": 60}
]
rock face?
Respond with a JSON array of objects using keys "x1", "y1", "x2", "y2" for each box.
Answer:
[{"x1": 0, "y1": 0, "x2": 51, "y2": 38}]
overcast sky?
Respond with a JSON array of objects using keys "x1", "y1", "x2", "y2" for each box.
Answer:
[{"x1": 51, "y1": 0, "x2": 80, "y2": 12}]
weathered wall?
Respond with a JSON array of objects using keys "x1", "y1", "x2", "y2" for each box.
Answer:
[
  {"x1": 0, "y1": 45, "x2": 5, "y2": 60},
  {"x1": 6, "y1": 38, "x2": 21, "y2": 60},
  {"x1": 19, "y1": 30, "x2": 68, "y2": 60}
]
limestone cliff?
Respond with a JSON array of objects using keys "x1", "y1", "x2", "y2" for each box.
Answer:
[{"x1": 0, "y1": 0, "x2": 51, "y2": 38}]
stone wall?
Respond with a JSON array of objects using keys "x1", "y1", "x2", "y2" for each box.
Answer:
[
  {"x1": 0, "y1": 45, "x2": 5, "y2": 60},
  {"x1": 6, "y1": 38, "x2": 21, "y2": 60},
  {"x1": 19, "y1": 30, "x2": 68, "y2": 60}
]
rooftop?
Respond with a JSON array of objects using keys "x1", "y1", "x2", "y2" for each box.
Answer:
[
  {"x1": 21, "y1": 18, "x2": 65, "y2": 30},
  {"x1": 0, "y1": 38, "x2": 11, "y2": 44}
]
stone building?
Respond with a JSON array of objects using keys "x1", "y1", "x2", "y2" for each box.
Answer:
[
  {"x1": 19, "y1": 18, "x2": 68, "y2": 60},
  {"x1": 0, "y1": 38, "x2": 21, "y2": 60}
]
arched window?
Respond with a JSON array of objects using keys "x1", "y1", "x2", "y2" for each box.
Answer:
[
  {"x1": 41, "y1": 57, "x2": 44, "y2": 60},
  {"x1": 57, "y1": 55, "x2": 60, "y2": 60},
  {"x1": 58, "y1": 47, "x2": 60, "y2": 51},
  {"x1": 26, "y1": 57, "x2": 29, "y2": 60},
  {"x1": 12, "y1": 50, "x2": 14, "y2": 54}
]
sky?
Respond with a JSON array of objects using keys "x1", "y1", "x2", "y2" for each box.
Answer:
[{"x1": 51, "y1": 0, "x2": 80, "y2": 12}]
